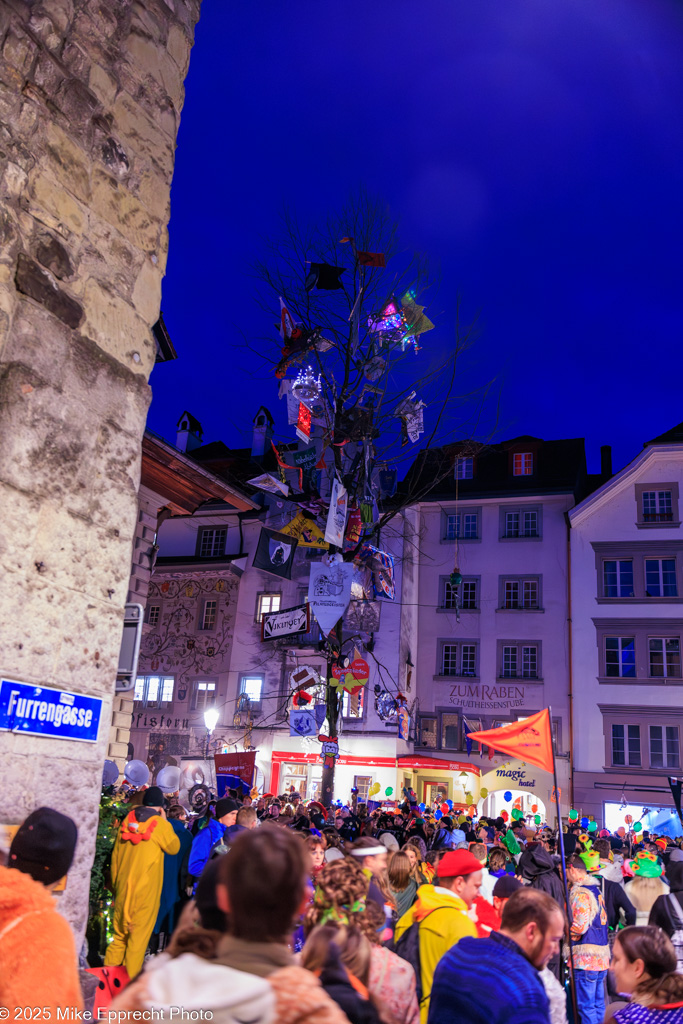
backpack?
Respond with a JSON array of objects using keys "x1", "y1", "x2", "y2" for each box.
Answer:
[
  {"x1": 667, "y1": 895, "x2": 683, "y2": 973},
  {"x1": 391, "y1": 908, "x2": 449, "y2": 1005}
]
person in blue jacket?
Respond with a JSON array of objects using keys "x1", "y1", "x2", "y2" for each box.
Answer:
[
  {"x1": 427, "y1": 887, "x2": 565, "y2": 1024},
  {"x1": 188, "y1": 797, "x2": 238, "y2": 886}
]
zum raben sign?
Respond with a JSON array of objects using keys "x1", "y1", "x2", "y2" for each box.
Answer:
[{"x1": 448, "y1": 682, "x2": 534, "y2": 710}]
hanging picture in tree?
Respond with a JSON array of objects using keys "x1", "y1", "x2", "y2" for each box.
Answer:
[
  {"x1": 308, "y1": 561, "x2": 353, "y2": 636},
  {"x1": 324, "y1": 478, "x2": 348, "y2": 547}
]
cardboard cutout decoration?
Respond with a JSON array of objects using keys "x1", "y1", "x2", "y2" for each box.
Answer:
[
  {"x1": 305, "y1": 263, "x2": 345, "y2": 291},
  {"x1": 308, "y1": 560, "x2": 354, "y2": 636},
  {"x1": 247, "y1": 473, "x2": 290, "y2": 497},
  {"x1": 325, "y1": 478, "x2": 348, "y2": 547}
]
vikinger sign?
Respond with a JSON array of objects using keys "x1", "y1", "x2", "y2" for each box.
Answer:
[{"x1": 261, "y1": 603, "x2": 311, "y2": 641}]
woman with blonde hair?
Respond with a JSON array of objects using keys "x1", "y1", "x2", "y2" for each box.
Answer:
[
  {"x1": 387, "y1": 851, "x2": 418, "y2": 920},
  {"x1": 401, "y1": 839, "x2": 433, "y2": 885},
  {"x1": 306, "y1": 857, "x2": 419, "y2": 1024},
  {"x1": 606, "y1": 925, "x2": 683, "y2": 1022}
]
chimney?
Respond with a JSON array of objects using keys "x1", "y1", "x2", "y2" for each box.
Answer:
[
  {"x1": 176, "y1": 411, "x2": 202, "y2": 453},
  {"x1": 600, "y1": 445, "x2": 612, "y2": 481},
  {"x1": 252, "y1": 406, "x2": 274, "y2": 459}
]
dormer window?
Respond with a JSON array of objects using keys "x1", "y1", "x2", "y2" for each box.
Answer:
[
  {"x1": 455, "y1": 457, "x2": 473, "y2": 480},
  {"x1": 513, "y1": 452, "x2": 533, "y2": 476}
]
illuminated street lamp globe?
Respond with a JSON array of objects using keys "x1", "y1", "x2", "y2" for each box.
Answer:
[{"x1": 204, "y1": 708, "x2": 220, "y2": 734}]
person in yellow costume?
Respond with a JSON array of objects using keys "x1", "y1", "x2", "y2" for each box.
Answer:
[
  {"x1": 394, "y1": 849, "x2": 481, "y2": 1024},
  {"x1": 105, "y1": 786, "x2": 180, "y2": 978}
]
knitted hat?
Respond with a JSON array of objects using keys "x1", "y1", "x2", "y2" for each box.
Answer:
[
  {"x1": 631, "y1": 851, "x2": 664, "y2": 878},
  {"x1": 142, "y1": 786, "x2": 166, "y2": 807},
  {"x1": 492, "y1": 875, "x2": 524, "y2": 899},
  {"x1": 215, "y1": 797, "x2": 239, "y2": 819},
  {"x1": 437, "y1": 849, "x2": 483, "y2": 879},
  {"x1": 10, "y1": 807, "x2": 78, "y2": 885}
]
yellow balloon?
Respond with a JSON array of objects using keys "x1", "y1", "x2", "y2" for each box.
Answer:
[
  {"x1": 480, "y1": 788, "x2": 488, "y2": 799},
  {"x1": 369, "y1": 782, "x2": 381, "y2": 796}
]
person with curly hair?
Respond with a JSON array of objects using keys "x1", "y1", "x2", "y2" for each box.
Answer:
[
  {"x1": 402, "y1": 840, "x2": 434, "y2": 885},
  {"x1": 306, "y1": 856, "x2": 419, "y2": 1024},
  {"x1": 606, "y1": 925, "x2": 683, "y2": 1023}
]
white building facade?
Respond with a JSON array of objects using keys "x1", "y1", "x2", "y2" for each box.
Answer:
[
  {"x1": 569, "y1": 424, "x2": 683, "y2": 834},
  {"x1": 402, "y1": 436, "x2": 588, "y2": 821}
]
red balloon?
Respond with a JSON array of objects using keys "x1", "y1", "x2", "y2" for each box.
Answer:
[
  {"x1": 501, "y1": 810, "x2": 509, "y2": 821},
  {"x1": 441, "y1": 802, "x2": 449, "y2": 813},
  {"x1": 531, "y1": 804, "x2": 538, "y2": 813}
]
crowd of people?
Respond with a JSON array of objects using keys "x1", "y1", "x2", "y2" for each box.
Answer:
[{"x1": 3, "y1": 786, "x2": 683, "y2": 1024}]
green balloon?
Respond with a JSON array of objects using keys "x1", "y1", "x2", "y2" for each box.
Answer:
[
  {"x1": 385, "y1": 787, "x2": 393, "y2": 796},
  {"x1": 587, "y1": 821, "x2": 598, "y2": 832},
  {"x1": 568, "y1": 809, "x2": 579, "y2": 820},
  {"x1": 633, "y1": 821, "x2": 642, "y2": 832},
  {"x1": 511, "y1": 808, "x2": 523, "y2": 820},
  {"x1": 534, "y1": 814, "x2": 541, "y2": 825}
]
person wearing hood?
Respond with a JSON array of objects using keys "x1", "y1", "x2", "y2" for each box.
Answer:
[
  {"x1": 187, "y1": 796, "x2": 239, "y2": 883},
  {"x1": 104, "y1": 786, "x2": 181, "y2": 978},
  {"x1": 431, "y1": 816, "x2": 464, "y2": 851},
  {"x1": 518, "y1": 844, "x2": 567, "y2": 980},
  {"x1": 395, "y1": 849, "x2": 480, "y2": 1023},
  {"x1": 0, "y1": 808, "x2": 83, "y2": 1016}
]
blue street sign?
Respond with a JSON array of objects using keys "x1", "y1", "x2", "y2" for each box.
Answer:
[{"x1": 0, "y1": 678, "x2": 103, "y2": 743}]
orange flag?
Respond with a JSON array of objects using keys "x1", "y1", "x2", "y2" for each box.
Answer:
[{"x1": 466, "y1": 708, "x2": 554, "y2": 774}]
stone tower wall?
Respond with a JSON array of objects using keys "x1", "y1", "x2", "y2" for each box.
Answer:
[{"x1": 0, "y1": 0, "x2": 201, "y2": 940}]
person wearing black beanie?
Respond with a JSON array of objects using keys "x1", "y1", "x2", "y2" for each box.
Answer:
[
  {"x1": 105, "y1": 782, "x2": 180, "y2": 978},
  {"x1": 1, "y1": 808, "x2": 83, "y2": 1015}
]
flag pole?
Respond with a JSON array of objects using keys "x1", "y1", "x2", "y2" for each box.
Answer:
[{"x1": 548, "y1": 705, "x2": 578, "y2": 1024}]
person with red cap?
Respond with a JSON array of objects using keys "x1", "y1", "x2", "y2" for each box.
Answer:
[{"x1": 394, "y1": 848, "x2": 480, "y2": 1023}]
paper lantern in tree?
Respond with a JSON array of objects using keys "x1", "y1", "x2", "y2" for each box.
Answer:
[
  {"x1": 504, "y1": 791, "x2": 512, "y2": 802},
  {"x1": 568, "y1": 809, "x2": 579, "y2": 822},
  {"x1": 534, "y1": 814, "x2": 541, "y2": 825},
  {"x1": 633, "y1": 821, "x2": 643, "y2": 832},
  {"x1": 385, "y1": 787, "x2": 393, "y2": 796},
  {"x1": 501, "y1": 810, "x2": 509, "y2": 822},
  {"x1": 531, "y1": 804, "x2": 538, "y2": 814},
  {"x1": 480, "y1": 788, "x2": 488, "y2": 799},
  {"x1": 580, "y1": 817, "x2": 589, "y2": 828},
  {"x1": 588, "y1": 821, "x2": 598, "y2": 833}
]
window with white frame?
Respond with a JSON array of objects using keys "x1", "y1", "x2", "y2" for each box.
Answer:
[
  {"x1": 649, "y1": 638, "x2": 681, "y2": 678},
  {"x1": 342, "y1": 687, "x2": 364, "y2": 719},
  {"x1": 645, "y1": 558, "x2": 677, "y2": 597},
  {"x1": 603, "y1": 560, "x2": 635, "y2": 598},
  {"x1": 353, "y1": 775, "x2": 372, "y2": 802},
  {"x1": 257, "y1": 592, "x2": 281, "y2": 622},
  {"x1": 455, "y1": 457, "x2": 474, "y2": 479},
  {"x1": 445, "y1": 511, "x2": 478, "y2": 540},
  {"x1": 239, "y1": 675, "x2": 263, "y2": 707},
  {"x1": 419, "y1": 717, "x2": 438, "y2": 749},
  {"x1": 513, "y1": 452, "x2": 534, "y2": 476},
  {"x1": 441, "y1": 642, "x2": 477, "y2": 677},
  {"x1": 642, "y1": 490, "x2": 674, "y2": 523},
  {"x1": 605, "y1": 637, "x2": 636, "y2": 677},
  {"x1": 200, "y1": 599, "x2": 217, "y2": 630},
  {"x1": 650, "y1": 725, "x2": 680, "y2": 769},
  {"x1": 612, "y1": 724, "x2": 641, "y2": 767},
  {"x1": 442, "y1": 577, "x2": 477, "y2": 610},
  {"x1": 502, "y1": 577, "x2": 539, "y2": 610},
  {"x1": 146, "y1": 604, "x2": 161, "y2": 626},
  {"x1": 134, "y1": 675, "x2": 174, "y2": 707},
  {"x1": 501, "y1": 643, "x2": 539, "y2": 679},
  {"x1": 503, "y1": 508, "x2": 539, "y2": 538},
  {"x1": 193, "y1": 680, "x2": 216, "y2": 709},
  {"x1": 199, "y1": 528, "x2": 227, "y2": 558}
]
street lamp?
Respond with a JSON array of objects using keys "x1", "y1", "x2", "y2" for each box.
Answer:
[{"x1": 204, "y1": 707, "x2": 220, "y2": 759}]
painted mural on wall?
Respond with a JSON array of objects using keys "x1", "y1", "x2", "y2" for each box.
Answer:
[{"x1": 138, "y1": 572, "x2": 240, "y2": 689}]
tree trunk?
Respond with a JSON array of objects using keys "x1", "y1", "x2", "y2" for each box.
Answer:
[{"x1": 321, "y1": 665, "x2": 340, "y2": 808}]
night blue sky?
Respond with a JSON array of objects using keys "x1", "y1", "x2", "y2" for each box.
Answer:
[{"x1": 147, "y1": 0, "x2": 683, "y2": 475}]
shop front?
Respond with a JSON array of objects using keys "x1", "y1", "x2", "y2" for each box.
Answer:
[
  {"x1": 270, "y1": 735, "x2": 400, "y2": 805},
  {"x1": 397, "y1": 755, "x2": 481, "y2": 808},
  {"x1": 478, "y1": 759, "x2": 554, "y2": 823}
]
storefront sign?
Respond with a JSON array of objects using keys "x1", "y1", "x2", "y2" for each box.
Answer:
[
  {"x1": 448, "y1": 682, "x2": 536, "y2": 710},
  {"x1": 480, "y1": 759, "x2": 543, "y2": 794},
  {"x1": 0, "y1": 679, "x2": 102, "y2": 743},
  {"x1": 133, "y1": 713, "x2": 190, "y2": 730},
  {"x1": 262, "y1": 603, "x2": 310, "y2": 641}
]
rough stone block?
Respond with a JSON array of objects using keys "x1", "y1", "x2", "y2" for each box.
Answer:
[
  {"x1": 131, "y1": 258, "x2": 162, "y2": 325},
  {"x1": 3, "y1": 30, "x2": 36, "y2": 75},
  {"x1": 112, "y1": 92, "x2": 175, "y2": 173},
  {"x1": 30, "y1": 169, "x2": 88, "y2": 235},
  {"x1": 15, "y1": 253, "x2": 84, "y2": 328},
  {"x1": 88, "y1": 62, "x2": 117, "y2": 107},
  {"x1": 167, "y1": 22, "x2": 191, "y2": 75},
  {"x1": 90, "y1": 167, "x2": 160, "y2": 251},
  {"x1": 44, "y1": 121, "x2": 92, "y2": 203},
  {"x1": 34, "y1": 229, "x2": 74, "y2": 279},
  {"x1": 81, "y1": 276, "x2": 154, "y2": 374}
]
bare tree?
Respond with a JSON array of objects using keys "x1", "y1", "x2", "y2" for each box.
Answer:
[{"x1": 253, "y1": 191, "x2": 496, "y2": 806}]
